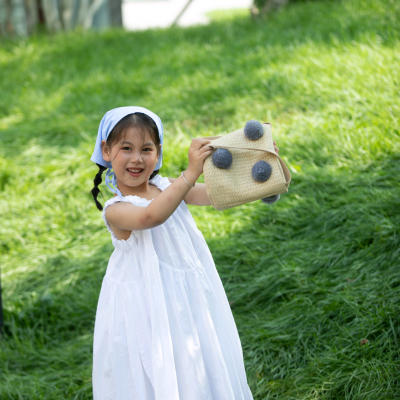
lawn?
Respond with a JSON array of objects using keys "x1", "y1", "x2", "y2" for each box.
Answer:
[{"x1": 0, "y1": 0, "x2": 399, "y2": 398}]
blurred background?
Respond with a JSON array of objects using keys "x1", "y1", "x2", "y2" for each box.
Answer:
[
  {"x1": 0, "y1": 0, "x2": 399, "y2": 399},
  {"x1": 1, "y1": 0, "x2": 257, "y2": 35},
  {"x1": 122, "y1": 0, "x2": 253, "y2": 31}
]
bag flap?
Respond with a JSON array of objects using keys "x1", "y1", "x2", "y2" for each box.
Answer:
[{"x1": 199, "y1": 123, "x2": 291, "y2": 185}]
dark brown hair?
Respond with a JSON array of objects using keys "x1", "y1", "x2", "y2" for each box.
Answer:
[{"x1": 90, "y1": 113, "x2": 161, "y2": 211}]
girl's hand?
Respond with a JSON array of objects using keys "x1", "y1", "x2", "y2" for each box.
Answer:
[
  {"x1": 185, "y1": 138, "x2": 213, "y2": 184},
  {"x1": 273, "y1": 141, "x2": 279, "y2": 154}
]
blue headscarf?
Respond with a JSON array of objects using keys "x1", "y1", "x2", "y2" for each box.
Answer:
[{"x1": 90, "y1": 106, "x2": 164, "y2": 198}]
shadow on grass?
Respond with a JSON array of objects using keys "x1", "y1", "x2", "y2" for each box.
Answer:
[
  {"x1": 205, "y1": 153, "x2": 400, "y2": 398},
  {"x1": 2, "y1": 238, "x2": 112, "y2": 343}
]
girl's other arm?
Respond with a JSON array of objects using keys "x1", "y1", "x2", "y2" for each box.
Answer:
[
  {"x1": 105, "y1": 138, "x2": 213, "y2": 230},
  {"x1": 167, "y1": 178, "x2": 212, "y2": 206}
]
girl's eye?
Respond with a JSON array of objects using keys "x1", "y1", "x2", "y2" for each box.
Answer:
[{"x1": 122, "y1": 147, "x2": 152, "y2": 151}]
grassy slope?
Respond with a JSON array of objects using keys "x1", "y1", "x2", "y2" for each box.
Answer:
[{"x1": 0, "y1": 0, "x2": 399, "y2": 398}]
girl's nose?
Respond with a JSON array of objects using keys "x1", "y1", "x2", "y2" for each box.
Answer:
[{"x1": 131, "y1": 151, "x2": 143, "y2": 163}]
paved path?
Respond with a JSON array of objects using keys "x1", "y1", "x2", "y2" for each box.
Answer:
[{"x1": 122, "y1": 0, "x2": 252, "y2": 31}]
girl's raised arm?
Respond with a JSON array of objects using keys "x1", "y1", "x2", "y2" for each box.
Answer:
[
  {"x1": 105, "y1": 138, "x2": 213, "y2": 231},
  {"x1": 167, "y1": 179, "x2": 212, "y2": 206}
]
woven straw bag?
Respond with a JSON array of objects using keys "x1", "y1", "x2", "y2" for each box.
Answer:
[{"x1": 201, "y1": 122, "x2": 291, "y2": 211}]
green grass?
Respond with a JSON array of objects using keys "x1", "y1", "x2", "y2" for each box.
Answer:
[{"x1": 0, "y1": 0, "x2": 399, "y2": 398}]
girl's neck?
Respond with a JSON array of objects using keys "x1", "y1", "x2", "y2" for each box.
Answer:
[{"x1": 113, "y1": 179, "x2": 158, "y2": 200}]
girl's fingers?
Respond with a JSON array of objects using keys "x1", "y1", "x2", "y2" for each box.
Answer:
[
  {"x1": 192, "y1": 138, "x2": 212, "y2": 150},
  {"x1": 199, "y1": 145, "x2": 213, "y2": 155},
  {"x1": 200, "y1": 149, "x2": 213, "y2": 160}
]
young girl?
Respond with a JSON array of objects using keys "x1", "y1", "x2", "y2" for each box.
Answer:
[{"x1": 90, "y1": 106, "x2": 277, "y2": 400}]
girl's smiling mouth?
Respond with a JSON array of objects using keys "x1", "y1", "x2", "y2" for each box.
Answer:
[{"x1": 127, "y1": 168, "x2": 144, "y2": 177}]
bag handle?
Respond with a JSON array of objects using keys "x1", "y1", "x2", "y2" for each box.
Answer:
[{"x1": 197, "y1": 135, "x2": 277, "y2": 153}]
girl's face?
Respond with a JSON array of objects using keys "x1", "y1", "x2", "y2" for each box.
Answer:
[{"x1": 102, "y1": 126, "x2": 162, "y2": 193}]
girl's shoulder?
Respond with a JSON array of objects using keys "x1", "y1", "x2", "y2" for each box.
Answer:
[{"x1": 150, "y1": 174, "x2": 172, "y2": 191}]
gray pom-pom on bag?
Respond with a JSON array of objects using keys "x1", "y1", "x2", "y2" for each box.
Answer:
[
  {"x1": 252, "y1": 160, "x2": 272, "y2": 182},
  {"x1": 244, "y1": 120, "x2": 264, "y2": 141},
  {"x1": 212, "y1": 148, "x2": 233, "y2": 169},
  {"x1": 261, "y1": 194, "x2": 280, "y2": 204}
]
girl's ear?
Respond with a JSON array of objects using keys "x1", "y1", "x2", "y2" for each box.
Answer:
[{"x1": 101, "y1": 140, "x2": 111, "y2": 162}]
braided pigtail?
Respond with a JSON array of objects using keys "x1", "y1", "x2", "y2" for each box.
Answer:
[
  {"x1": 149, "y1": 169, "x2": 159, "y2": 180},
  {"x1": 91, "y1": 164, "x2": 107, "y2": 211}
]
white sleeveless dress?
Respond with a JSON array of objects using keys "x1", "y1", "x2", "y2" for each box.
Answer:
[{"x1": 92, "y1": 174, "x2": 254, "y2": 400}]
